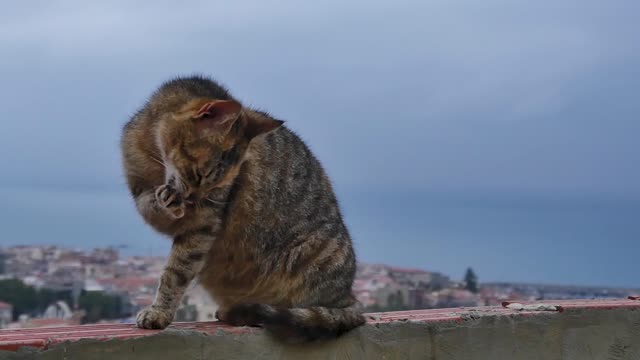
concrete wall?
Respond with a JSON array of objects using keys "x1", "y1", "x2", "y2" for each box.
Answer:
[{"x1": 2, "y1": 303, "x2": 640, "y2": 359}]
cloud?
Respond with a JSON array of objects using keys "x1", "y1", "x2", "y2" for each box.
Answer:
[{"x1": 0, "y1": 0, "x2": 638, "y2": 193}]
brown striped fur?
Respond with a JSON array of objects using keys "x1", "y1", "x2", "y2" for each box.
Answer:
[{"x1": 121, "y1": 75, "x2": 364, "y2": 341}]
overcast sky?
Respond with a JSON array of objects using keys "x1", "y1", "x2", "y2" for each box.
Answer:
[
  {"x1": 2, "y1": 0, "x2": 638, "y2": 193},
  {"x1": 1, "y1": 1, "x2": 639, "y2": 286}
]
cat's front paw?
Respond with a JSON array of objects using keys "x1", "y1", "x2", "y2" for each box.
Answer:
[
  {"x1": 155, "y1": 184, "x2": 186, "y2": 219},
  {"x1": 136, "y1": 306, "x2": 173, "y2": 329}
]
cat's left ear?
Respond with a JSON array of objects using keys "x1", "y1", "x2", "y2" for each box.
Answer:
[
  {"x1": 192, "y1": 100, "x2": 242, "y2": 136},
  {"x1": 243, "y1": 115, "x2": 285, "y2": 141}
]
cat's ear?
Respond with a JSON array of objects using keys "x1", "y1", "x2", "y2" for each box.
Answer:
[
  {"x1": 192, "y1": 100, "x2": 242, "y2": 136},
  {"x1": 243, "y1": 115, "x2": 285, "y2": 141}
]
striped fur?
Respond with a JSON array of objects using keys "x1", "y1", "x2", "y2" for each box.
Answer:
[{"x1": 121, "y1": 75, "x2": 364, "y2": 340}]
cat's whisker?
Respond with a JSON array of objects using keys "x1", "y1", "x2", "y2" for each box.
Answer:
[
  {"x1": 206, "y1": 197, "x2": 228, "y2": 205},
  {"x1": 180, "y1": 179, "x2": 188, "y2": 192},
  {"x1": 149, "y1": 155, "x2": 166, "y2": 168}
]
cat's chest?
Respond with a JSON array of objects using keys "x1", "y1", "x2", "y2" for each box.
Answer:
[
  {"x1": 198, "y1": 239, "x2": 265, "y2": 304},
  {"x1": 198, "y1": 258, "x2": 298, "y2": 310},
  {"x1": 207, "y1": 237, "x2": 254, "y2": 270},
  {"x1": 199, "y1": 234, "x2": 259, "y2": 282}
]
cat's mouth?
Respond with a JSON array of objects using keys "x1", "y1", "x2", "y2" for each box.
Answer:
[
  {"x1": 184, "y1": 193, "x2": 197, "y2": 205},
  {"x1": 183, "y1": 191, "x2": 212, "y2": 205}
]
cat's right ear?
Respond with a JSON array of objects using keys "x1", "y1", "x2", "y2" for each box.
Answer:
[{"x1": 192, "y1": 100, "x2": 242, "y2": 136}]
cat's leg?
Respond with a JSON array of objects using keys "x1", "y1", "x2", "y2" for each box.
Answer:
[
  {"x1": 136, "y1": 184, "x2": 229, "y2": 329},
  {"x1": 136, "y1": 230, "x2": 215, "y2": 329},
  {"x1": 132, "y1": 184, "x2": 187, "y2": 235}
]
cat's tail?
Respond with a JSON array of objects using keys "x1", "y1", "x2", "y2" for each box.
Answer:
[{"x1": 221, "y1": 303, "x2": 366, "y2": 342}]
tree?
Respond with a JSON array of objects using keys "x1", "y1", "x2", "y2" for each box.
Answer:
[
  {"x1": 0, "y1": 279, "x2": 75, "y2": 320},
  {"x1": 394, "y1": 290, "x2": 405, "y2": 309},
  {"x1": 38, "y1": 289, "x2": 73, "y2": 312},
  {"x1": 365, "y1": 304, "x2": 382, "y2": 313},
  {"x1": 464, "y1": 267, "x2": 479, "y2": 293},
  {"x1": 78, "y1": 291, "x2": 123, "y2": 323},
  {"x1": 0, "y1": 253, "x2": 6, "y2": 274},
  {"x1": 0, "y1": 279, "x2": 38, "y2": 320},
  {"x1": 387, "y1": 293, "x2": 397, "y2": 309},
  {"x1": 385, "y1": 290, "x2": 407, "y2": 311},
  {"x1": 175, "y1": 296, "x2": 198, "y2": 322}
]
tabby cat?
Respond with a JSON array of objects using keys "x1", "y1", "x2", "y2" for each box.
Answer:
[{"x1": 120, "y1": 75, "x2": 365, "y2": 341}]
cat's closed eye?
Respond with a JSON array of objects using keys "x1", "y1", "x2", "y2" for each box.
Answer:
[{"x1": 202, "y1": 167, "x2": 215, "y2": 181}]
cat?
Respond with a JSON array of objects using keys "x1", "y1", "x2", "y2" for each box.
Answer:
[{"x1": 120, "y1": 75, "x2": 365, "y2": 341}]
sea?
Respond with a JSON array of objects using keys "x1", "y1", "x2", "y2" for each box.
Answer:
[{"x1": 1, "y1": 186, "x2": 638, "y2": 288}]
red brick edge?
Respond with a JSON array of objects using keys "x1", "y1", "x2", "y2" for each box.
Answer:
[{"x1": 1, "y1": 298, "x2": 639, "y2": 352}]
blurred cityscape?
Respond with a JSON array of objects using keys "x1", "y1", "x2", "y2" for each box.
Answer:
[{"x1": 0, "y1": 245, "x2": 636, "y2": 329}]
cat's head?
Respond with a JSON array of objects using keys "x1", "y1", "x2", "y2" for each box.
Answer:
[{"x1": 156, "y1": 98, "x2": 283, "y2": 200}]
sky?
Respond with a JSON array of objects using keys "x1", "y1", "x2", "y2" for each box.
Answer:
[{"x1": 1, "y1": 1, "x2": 639, "y2": 287}]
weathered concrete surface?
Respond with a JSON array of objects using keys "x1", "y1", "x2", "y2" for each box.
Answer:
[{"x1": 2, "y1": 305, "x2": 640, "y2": 359}]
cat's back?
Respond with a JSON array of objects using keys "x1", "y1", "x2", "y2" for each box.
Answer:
[
  {"x1": 222, "y1": 121, "x2": 352, "y2": 264},
  {"x1": 244, "y1": 122, "x2": 342, "y2": 221},
  {"x1": 204, "y1": 124, "x2": 356, "y2": 308}
]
